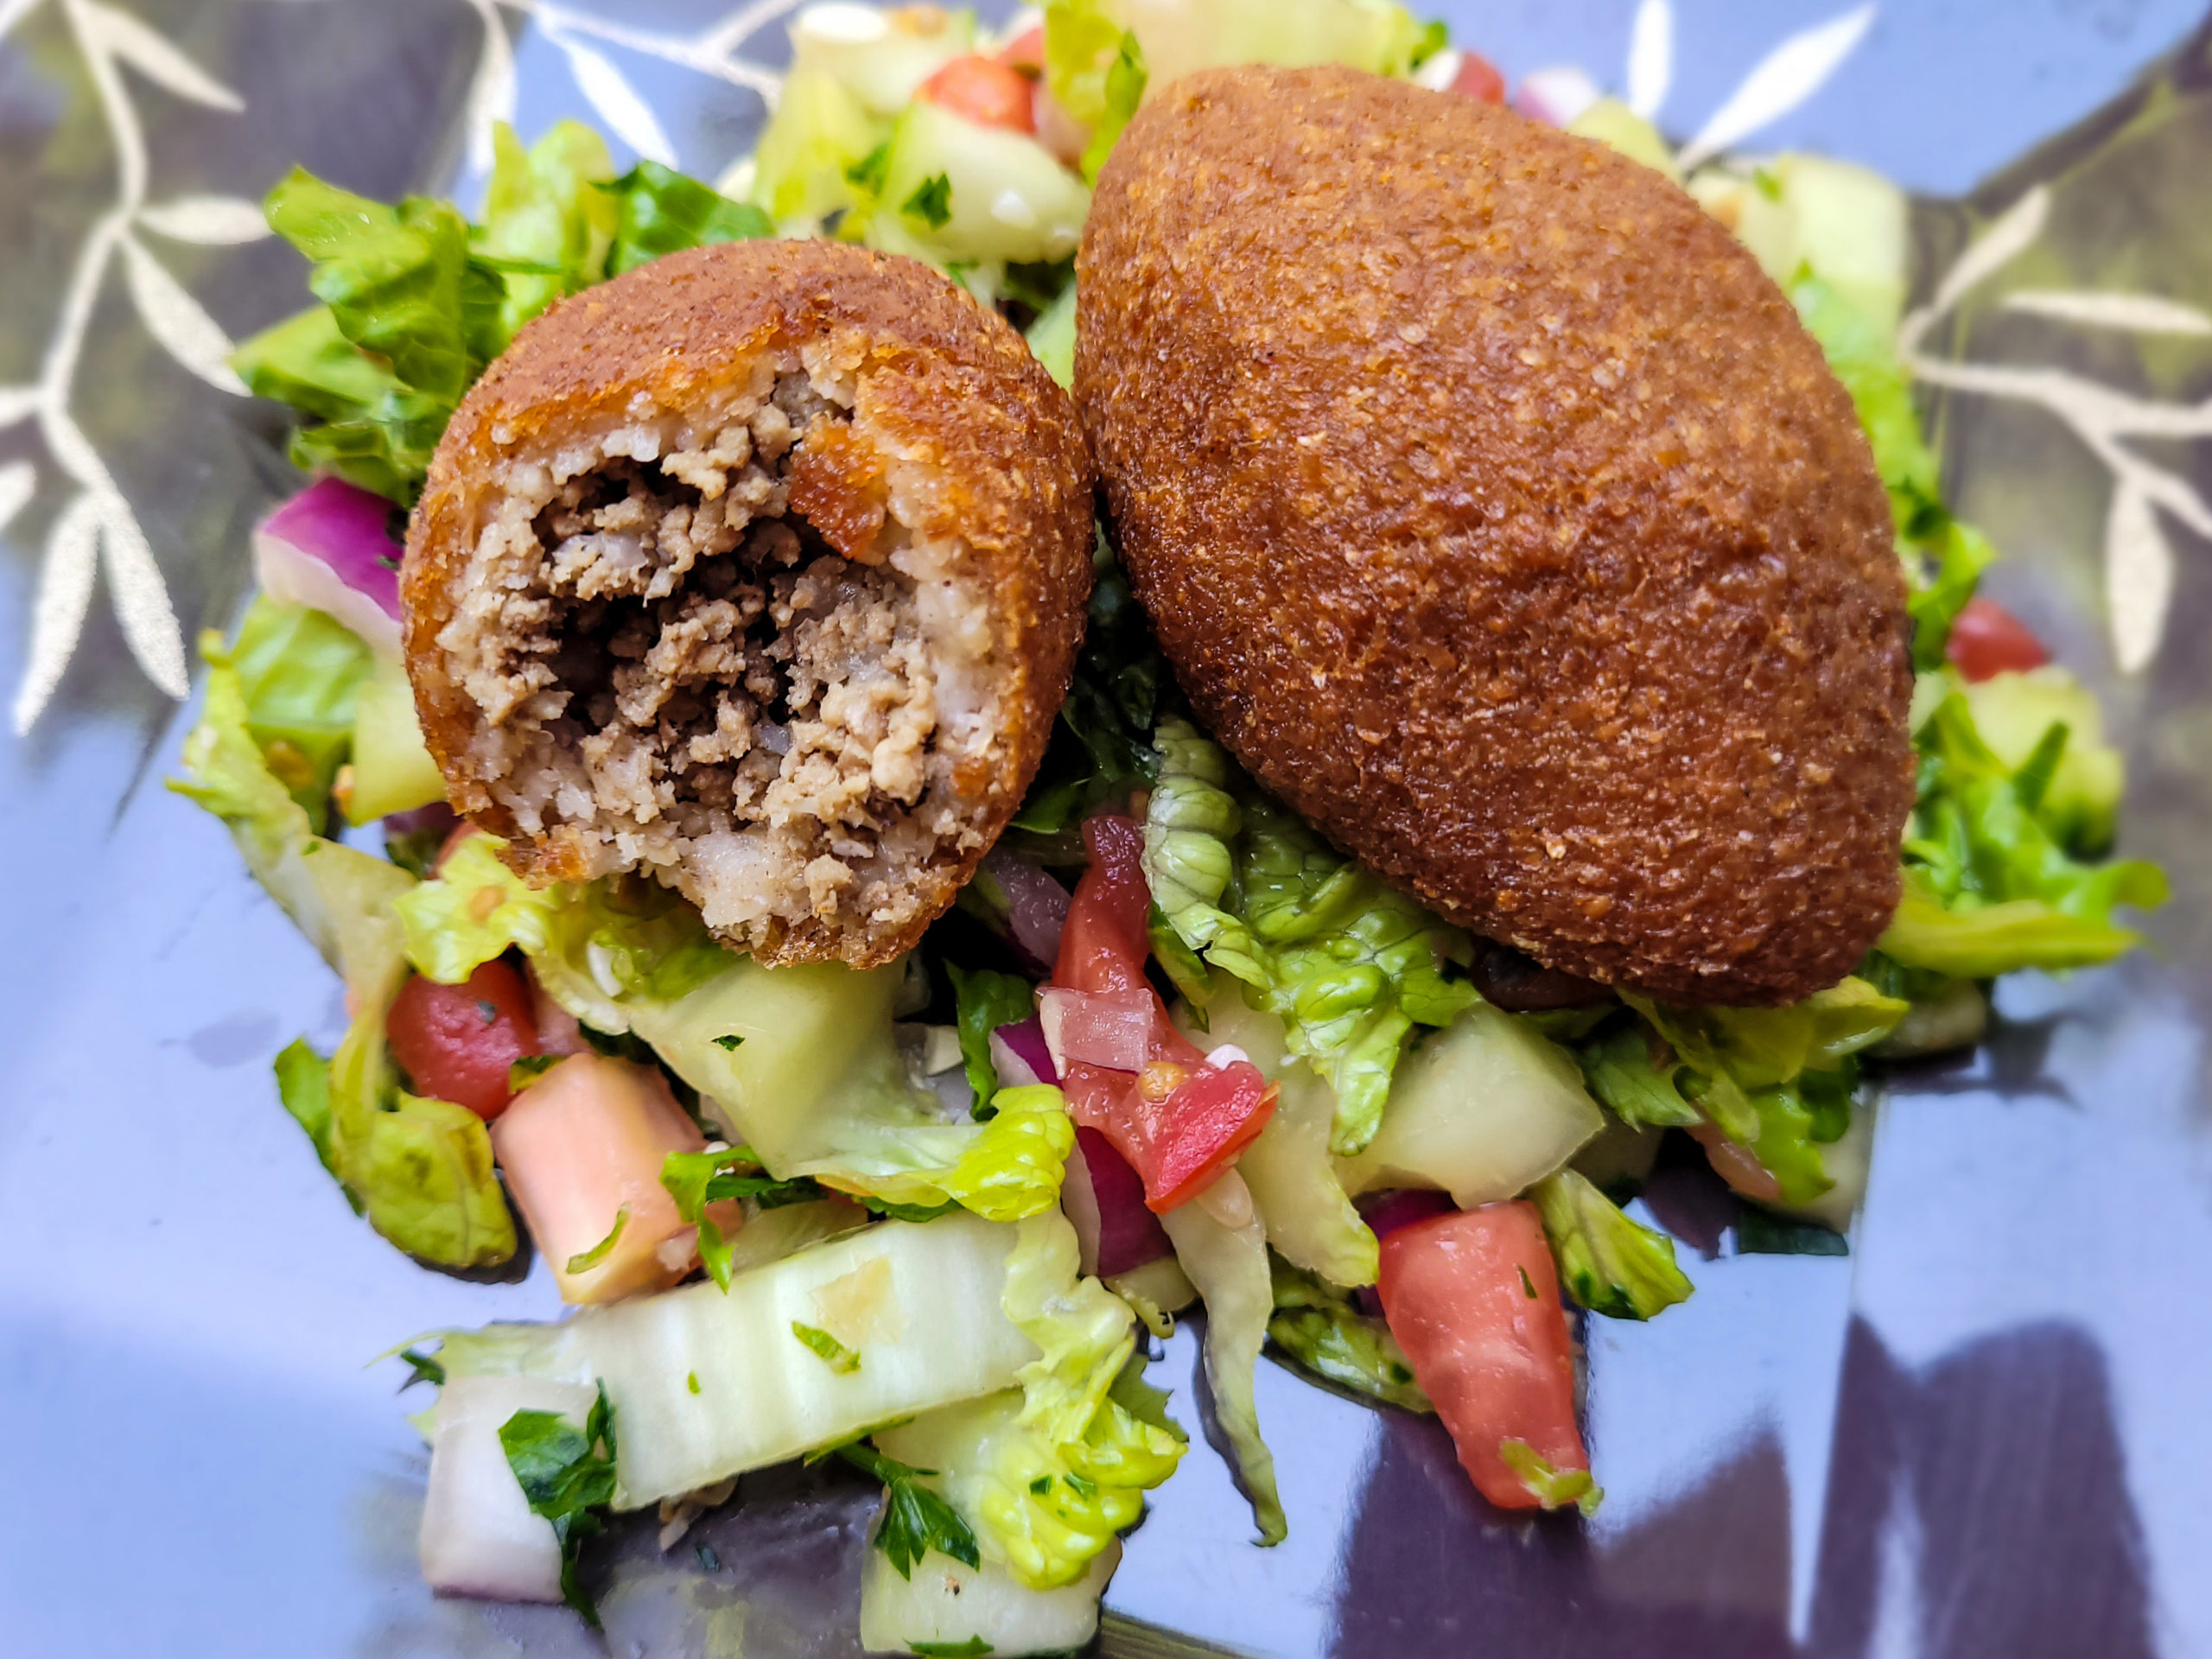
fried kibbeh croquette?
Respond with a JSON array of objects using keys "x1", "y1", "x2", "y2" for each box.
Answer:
[
  {"x1": 1076, "y1": 66, "x2": 1914, "y2": 1007},
  {"x1": 404, "y1": 240, "x2": 1094, "y2": 969}
]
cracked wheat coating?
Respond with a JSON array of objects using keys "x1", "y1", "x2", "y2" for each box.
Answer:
[
  {"x1": 1075, "y1": 66, "x2": 1915, "y2": 1006},
  {"x1": 404, "y1": 240, "x2": 1094, "y2": 968}
]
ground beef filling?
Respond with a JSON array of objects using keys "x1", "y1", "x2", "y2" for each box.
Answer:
[{"x1": 480, "y1": 383, "x2": 958, "y2": 940}]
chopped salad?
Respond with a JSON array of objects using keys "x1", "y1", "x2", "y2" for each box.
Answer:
[{"x1": 171, "y1": 1, "x2": 2166, "y2": 1650}]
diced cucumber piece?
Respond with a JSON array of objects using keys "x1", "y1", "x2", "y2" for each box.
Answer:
[
  {"x1": 1109, "y1": 0, "x2": 1427, "y2": 90},
  {"x1": 1336, "y1": 1003, "x2": 1603, "y2": 1208},
  {"x1": 1569, "y1": 98, "x2": 1681, "y2": 181},
  {"x1": 345, "y1": 652, "x2": 445, "y2": 823},
  {"x1": 439, "y1": 1213, "x2": 1038, "y2": 1510},
  {"x1": 1026, "y1": 280, "x2": 1077, "y2": 387},
  {"x1": 748, "y1": 63, "x2": 886, "y2": 227},
  {"x1": 860, "y1": 101, "x2": 1090, "y2": 266},
  {"x1": 1693, "y1": 154, "x2": 1908, "y2": 336},
  {"x1": 859, "y1": 1487, "x2": 1118, "y2": 1654},
  {"x1": 1965, "y1": 665, "x2": 2125, "y2": 856}
]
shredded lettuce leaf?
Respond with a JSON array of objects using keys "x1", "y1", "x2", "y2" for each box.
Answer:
[
  {"x1": 236, "y1": 125, "x2": 768, "y2": 505},
  {"x1": 1143, "y1": 718, "x2": 1478, "y2": 1154},
  {"x1": 1042, "y1": 0, "x2": 1147, "y2": 182},
  {"x1": 1571, "y1": 1019, "x2": 1701, "y2": 1130},
  {"x1": 1175, "y1": 988, "x2": 1376, "y2": 1287},
  {"x1": 225, "y1": 595, "x2": 373, "y2": 829},
  {"x1": 949, "y1": 964, "x2": 1039, "y2": 1115},
  {"x1": 1267, "y1": 1261, "x2": 1429, "y2": 1412},
  {"x1": 1621, "y1": 980, "x2": 1901, "y2": 1210},
  {"x1": 172, "y1": 649, "x2": 514, "y2": 1267},
  {"x1": 1885, "y1": 687, "x2": 2166, "y2": 975},
  {"x1": 1529, "y1": 1169, "x2": 1692, "y2": 1321},
  {"x1": 476, "y1": 120, "x2": 620, "y2": 340},
  {"x1": 880, "y1": 1211, "x2": 1185, "y2": 1589},
  {"x1": 1159, "y1": 1196, "x2": 1285, "y2": 1545},
  {"x1": 402, "y1": 854, "x2": 1077, "y2": 1224}
]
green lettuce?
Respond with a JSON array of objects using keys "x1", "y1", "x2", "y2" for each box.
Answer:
[
  {"x1": 601, "y1": 161, "x2": 772, "y2": 276},
  {"x1": 1886, "y1": 687, "x2": 2166, "y2": 975},
  {"x1": 476, "y1": 120, "x2": 620, "y2": 340},
  {"x1": 1143, "y1": 718, "x2": 1478, "y2": 1154},
  {"x1": 171, "y1": 651, "x2": 514, "y2": 1268},
  {"x1": 948, "y1": 963, "x2": 1039, "y2": 1115},
  {"x1": 879, "y1": 1211, "x2": 1185, "y2": 1589},
  {"x1": 1792, "y1": 270, "x2": 1996, "y2": 668},
  {"x1": 1178, "y1": 988, "x2": 1376, "y2": 1287},
  {"x1": 1529, "y1": 1169, "x2": 1692, "y2": 1320},
  {"x1": 1623, "y1": 979, "x2": 1901, "y2": 1209},
  {"x1": 1042, "y1": 0, "x2": 1147, "y2": 181},
  {"x1": 1267, "y1": 1261, "x2": 1430, "y2": 1413},
  {"x1": 1013, "y1": 534, "x2": 1166, "y2": 836},
  {"x1": 1572, "y1": 1019, "x2": 1700, "y2": 1130},
  {"x1": 1159, "y1": 1195, "x2": 1285, "y2": 1545},
  {"x1": 225, "y1": 595, "x2": 373, "y2": 830},
  {"x1": 236, "y1": 126, "x2": 768, "y2": 504}
]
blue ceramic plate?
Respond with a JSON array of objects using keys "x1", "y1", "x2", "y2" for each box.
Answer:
[{"x1": 3, "y1": 3, "x2": 2210, "y2": 1655}]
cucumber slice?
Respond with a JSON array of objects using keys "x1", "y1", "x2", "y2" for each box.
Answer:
[
  {"x1": 346, "y1": 652, "x2": 445, "y2": 823},
  {"x1": 749, "y1": 63, "x2": 885, "y2": 226},
  {"x1": 1336, "y1": 1003, "x2": 1603, "y2": 1209},
  {"x1": 861, "y1": 101, "x2": 1090, "y2": 266}
]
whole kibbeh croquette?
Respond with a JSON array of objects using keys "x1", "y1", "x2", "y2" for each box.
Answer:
[{"x1": 1075, "y1": 65, "x2": 1916, "y2": 1006}]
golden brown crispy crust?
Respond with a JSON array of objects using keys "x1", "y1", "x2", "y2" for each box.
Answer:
[
  {"x1": 1076, "y1": 67, "x2": 1914, "y2": 1006},
  {"x1": 405, "y1": 238, "x2": 1094, "y2": 967}
]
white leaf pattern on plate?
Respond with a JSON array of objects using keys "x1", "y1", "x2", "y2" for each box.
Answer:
[
  {"x1": 1625, "y1": 0, "x2": 1672, "y2": 121},
  {"x1": 79, "y1": 0, "x2": 244, "y2": 111},
  {"x1": 1678, "y1": 4, "x2": 1876, "y2": 169},
  {"x1": 0, "y1": 460, "x2": 35, "y2": 535},
  {"x1": 2107, "y1": 482, "x2": 2175, "y2": 674},
  {"x1": 96, "y1": 491, "x2": 188, "y2": 697},
  {"x1": 119, "y1": 233, "x2": 248, "y2": 393},
  {"x1": 137, "y1": 194, "x2": 272, "y2": 245},
  {"x1": 2003, "y1": 289, "x2": 2212, "y2": 337},
  {"x1": 557, "y1": 34, "x2": 678, "y2": 165},
  {"x1": 12, "y1": 493, "x2": 104, "y2": 734}
]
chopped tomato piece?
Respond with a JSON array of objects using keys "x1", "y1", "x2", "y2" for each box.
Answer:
[
  {"x1": 997, "y1": 22, "x2": 1045, "y2": 74},
  {"x1": 386, "y1": 960, "x2": 540, "y2": 1120},
  {"x1": 1688, "y1": 1119, "x2": 1783, "y2": 1205},
  {"x1": 1053, "y1": 814, "x2": 1154, "y2": 997},
  {"x1": 1377, "y1": 1203, "x2": 1589, "y2": 1511},
  {"x1": 917, "y1": 54, "x2": 1037, "y2": 133},
  {"x1": 1052, "y1": 812, "x2": 1277, "y2": 1208},
  {"x1": 1946, "y1": 596, "x2": 2050, "y2": 681},
  {"x1": 1448, "y1": 51, "x2": 1508, "y2": 104}
]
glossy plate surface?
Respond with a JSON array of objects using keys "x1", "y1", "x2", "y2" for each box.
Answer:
[{"x1": 3, "y1": 3, "x2": 2209, "y2": 1656}]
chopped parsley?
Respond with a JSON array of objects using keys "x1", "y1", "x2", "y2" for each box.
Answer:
[
  {"x1": 836, "y1": 1442, "x2": 980, "y2": 1579},
  {"x1": 499, "y1": 1383, "x2": 620, "y2": 1627},
  {"x1": 397, "y1": 1345, "x2": 445, "y2": 1388},
  {"x1": 662, "y1": 1147, "x2": 826, "y2": 1288},
  {"x1": 792, "y1": 1321, "x2": 861, "y2": 1374},
  {"x1": 911, "y1": 1642, "x2": 993, "y2": 1657},
  {"x1": 564, "y1": 1206, "x2": 629, "y2": 1275},
  {"x1": 711, "y1": 1033, "x2": 745, "y2": 1052},
  {"x1": 508, "y1": 1053, "x2": 561, "y2": 1091},
  {"x1": 901, "y1": 173, "x2": 953, "y2": 231}
]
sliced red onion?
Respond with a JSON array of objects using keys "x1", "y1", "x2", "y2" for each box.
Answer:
[
  {"x1": 420, "y1": 1375, "x2": 599, "y2": 1602},
  {"x1": 1515, "y1": 65, "x2": 1600, "y2": 127},
  {"x1": 1039, "y1": 987, "x2": 1154, "y2": 1075},
  {"x1": 383, "y1": 801, "x2": 457, "y2": 837},
  {"x1": 254, "y1": 477, "x2": 404, "y2": 658},
  {"x1": 1078, "y1": 1127, "x2": 1173, "y2": 1277},
  {"x1": 989, "y1": 1017, "x2": 1056, "y2": 1087},
  {"x1": 1360, "y1": 1187, "x2": 1458, "y2": 1241},
  {"x1": 982, "y1": 850, "x2": 1071, "y2": 970}
]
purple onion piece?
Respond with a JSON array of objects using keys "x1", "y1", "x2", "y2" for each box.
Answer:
[
  {"x1": 1359, "y1": 1187, "x2": 1457, "y2": 1242},
  {"x1": 994, "y1": 1015, "x2": 1058, "y2": 1087},
  {"x1": 982, "y1": 850, "x2": 1071, "y2": 970},
  {"x1": 1079, "y1": 1127, "x2": 1173, "y2": 1277},
  {"x1": 253, "y1": 477, "x2": 405, "y2": 657}
]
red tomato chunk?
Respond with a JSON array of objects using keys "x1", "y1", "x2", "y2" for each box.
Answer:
[
  {"x1": 1052, "y1": 813, "x2": 1277, "y2": 1211},
  {"x1": 1449, "y1": 51, "x2": 1508, "y2": 104},
  {"x1": 1377, "y1": 1203, "x2": 1589, "y2": 1511},
  {"x1": 1946, "y1": 595, "x2": 2050, "y2": 681},
  {"x1": 918, "y1": 54, "x2": 1037, "y2": 133},
  {"x1": 386, "y1": 960, "x2": 541, "y2": 1121}
]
